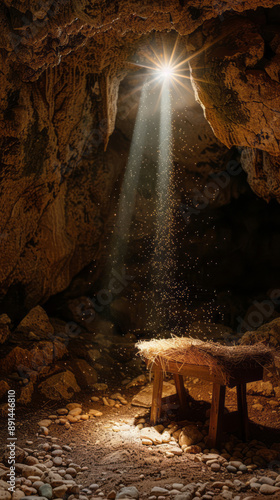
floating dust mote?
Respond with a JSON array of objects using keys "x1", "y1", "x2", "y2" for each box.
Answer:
[{"x1": 137, "y1": 337, "x2": 274, "y2": 384}]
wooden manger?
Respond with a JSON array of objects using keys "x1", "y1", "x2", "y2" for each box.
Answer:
[{"x1": 137, "y1": 337, "x2": 274, "y2": 448}]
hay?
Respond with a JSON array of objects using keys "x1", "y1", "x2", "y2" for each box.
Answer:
[{"x1": 137, "y1": 337, "x2": 274, "y2": 384}]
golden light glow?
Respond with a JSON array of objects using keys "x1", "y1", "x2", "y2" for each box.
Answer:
[
  {"x1": 158, "y1": 64, "x2": 175, "y2": 80},
  {"x1": 127, "y1": 36, "x2": 194, "y2": 98}
]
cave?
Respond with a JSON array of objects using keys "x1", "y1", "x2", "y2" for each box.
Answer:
[{"x1": 1, "y1": 1, "x2": 280, "y2": 499}]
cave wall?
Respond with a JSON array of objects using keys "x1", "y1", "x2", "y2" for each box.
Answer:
[
  {"x1": 187, "y1": 7, "x2": 280, "y2": 201},
  {"x1": 0, "y1": 47, "x2": 128, "y2": 311},
  {"x1": 1, "y1": 1, "x2": 280, "y2": 311}
]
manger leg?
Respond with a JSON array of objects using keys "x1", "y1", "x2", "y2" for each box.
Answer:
[
  {"x1": 173, "y1": 373, "x2": 189, "y2": 412},
  {"x1": 237, "y1": 383, "x2": 249, "y2": 441},
  {"x1": 207, "y1": 383, "x2": 226, "y2": 449},
  {"x1": 150, "y1": 367, "x2": 163, "y2": 426}
]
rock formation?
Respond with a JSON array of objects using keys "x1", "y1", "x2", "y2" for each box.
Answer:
[{"x1": 0, "y1": 1, "x2": 280, "y2": 312}]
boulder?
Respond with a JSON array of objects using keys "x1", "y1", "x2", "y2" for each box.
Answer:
[
  {"x1": 247, "y1": 381, "x2": 274, "y2": 397},
  {"x1": 39, "y1": 370, "x2": 80, "y2": 400},
  {"x1": 2, "y1": 347, "x2": 33, "y2": 372},
  {"x1": 0, "y1": 380, "x2": 10, "y2": 400},
  {"x1": 70, "y1": 359, "x2": 98, "y2": 388},
  {"x1": 15, "y1": 306, "x2": 54, "y2": 340},
  {"x1": 2, "y1": 340, "x2": 67, "y2": 374},
  {"x1": 179, "y1": 425, "x2": 204, "y2": 447},
  {"x1": 240, "y1": 318, "x2": 280, "y2": 347},
  {"x1": 18, "y1": 382, "x2": 34, "y2": 405}
]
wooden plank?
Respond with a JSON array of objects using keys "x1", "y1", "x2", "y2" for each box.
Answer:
[
  {"x1": 173, "y1": 373, "x2": 189, "y2": 412},
  {"x1": 150, "y1": 367, "x2": 163, "y2": 426},
  {"x1": 207, "y1": 383, "x2": 226, "y2": 448},
  {"x1": 237, "y1": 383, "x2": 249, "y2": 441},
  {"x1": 149, "y1": 361, "x2": 225, "y2": 384},
  {"x1": 148, "y1": 360, "x2": 263, "y2": 387}
]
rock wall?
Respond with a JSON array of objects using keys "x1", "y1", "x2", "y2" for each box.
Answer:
[
  {"x1": 187, "y1": 8, "x2": 280, "y2": 201},
  {"x1": 0, "y1": 47, "x2": 129, "y2": 312},
  {"x1": 1, "y1": 2, "x2": 280, "y2": 310}
]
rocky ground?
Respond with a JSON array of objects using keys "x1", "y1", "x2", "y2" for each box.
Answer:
[
  {"x1": 0, "y1": 375, "x2": 280, "y2": 500},
  {"x1": 0, "y1": 303, "x2": 280, "y2": 500}
]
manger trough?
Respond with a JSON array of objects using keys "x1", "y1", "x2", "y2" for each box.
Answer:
[{"x1": 137, "y1": 337, "x2": 274, "y2": 448}]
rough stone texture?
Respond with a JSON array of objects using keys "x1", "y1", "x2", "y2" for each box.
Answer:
[
  {"x1": 0, "y1": 314, "x2": 11, "y2": 344},
  {"x1": 179, "y1": 425, "x2": 204, "y2": 447},
  {"x1": 1, "y1": 339, "x2": 67, "y2": 373},
  {"x1": 188, "y1": 11, "x2": 280, "y2": 201},
  {"x1": 247, "y1": 380, "x2": 274, "y2": 396},
  {"x1": 0, "y1": 2, "x2": 279, "y2": 313},
  {"x1": 39, "y1": 369, "x2": 81, "y2": 400},
  {"x1": 15, "y1": 305, "x2": 54, "y2": 339},
  {"x1": 18, "y1": 381, "x2": 35, "y2": 405},
  {"x1": 70, "y1": 359, "x2": 98, "y2": 388},
  {"x1": 240, "y1": 317, "x2": 280, "y2": 347},
  {"x1": 0, "y1": 380, "x2": 10, "y2": 400}
]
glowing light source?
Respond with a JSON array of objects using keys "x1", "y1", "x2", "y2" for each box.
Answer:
[
  {"x1": 159, "y1": 65, "x2": 174, "y2": 80},
  {"x1": 128, "y1": 36, "x2": 194, "y2": 97}
]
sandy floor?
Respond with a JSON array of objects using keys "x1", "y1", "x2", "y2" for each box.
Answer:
[{"x1": 1, "y1": 378, "x2": 280, "y2": 499}]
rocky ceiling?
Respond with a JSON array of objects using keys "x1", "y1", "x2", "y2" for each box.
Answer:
[{"x1": 1, "y1": 0, "x2": 280, "y2": 313}]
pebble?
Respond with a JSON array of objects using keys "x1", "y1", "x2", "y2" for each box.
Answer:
[
  {"x1": 210, "y1": 463, "x2": 220, "y2": 472},
  {"x1": 88, "y1": 409, "x2": 103, "y2": 417},
  {"x1": 56, "y1": 408, "x2": 68, "y2": 415},
  {"x1": 51, "y1": 449, "x2": 62, "y2": 457},
  {"x1": 108, "y1": 490, "x2": 116, "y2": 499},
  {"x1": 38, "y1": 484, "x2": 52, "y2": 500},
  {"x1": 259, "y1": 476, "x2": 275, "y2": 485},
  {"x1": 66, "y1": 403, "x2": 82, "y2": 410},
  {"x1": 38, "y1": 420, "x2": 52, "y2": 428},
  {"x1": 172, "y1": 484, "x2": 184, "y2": 490},
  {"x1": 150, "y1": 487, "x2": 169, "y2": 497},
  {"x1": 67, "y1": 415, "x2": 78, "y2": 423},
  {"x1": 68, "y1": 408, "x2": 82, "y2": 416},
  {"x1": 116, "y1": 487, "x2": 139, "y2": 499},
  {"x1": 249, "y1": 482, "x2": 261, "y2": 491},
  {"x1": 39, "y1": 427, "x2": 49, "y2": 436},
  {"x1": 53, "y1": 457, "x2": 62, "y2": 466},
  {"x1": 238, "y1": 465, "x2": 247, "y2": 473},
  {"x1": 229, "y1": 461, "x2": 242, "y2": 469},
  {"x1": 174, "y1": 493, "x2": 192, "y2": 500},
  {"x1": 89, "y1": 484, "x2": 99, "y2": 490},
  {"x1": 21, "y1": 497, "x2": 49, "y2": 500},
  {"x1": 53, "y1": 485, "x2": 68, "y2": 497},
  {"x1": 259, "y1": 484, "x2": 280, "y2": 494},
  {"x1": 32, "y1": 482, "x2": 44, "y2": 491},
  {"x1": 227, "y1": 466, "x2": 237, "y2": 473},
  {"x1": 12, "y1": 490, "x2": 25, "y2": 500},
  {"x1": 62, "y1": 445, "x2": 72, "y2": 452},
  {"x1": 65, "y1": 468, "x2": 77, "y2": 477}
]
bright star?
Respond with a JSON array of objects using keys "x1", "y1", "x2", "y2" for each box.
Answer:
[{"x1": 159, "y1": 65, "x2": 174, "y2": 80}]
